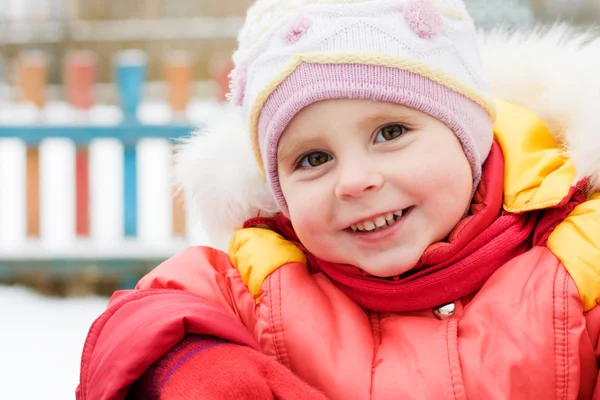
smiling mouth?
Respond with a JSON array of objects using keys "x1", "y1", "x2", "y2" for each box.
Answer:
[{"x1": 348, "y1": 207, "x2": 411, "y2": 233}]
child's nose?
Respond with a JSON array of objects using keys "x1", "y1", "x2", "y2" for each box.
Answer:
[{"x1": 335, "y1": 165, "x2": 384, "y2": 200}]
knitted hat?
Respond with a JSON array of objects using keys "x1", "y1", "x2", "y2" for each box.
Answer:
[{"x1": 229, "y1": 0, "x2": 496, "y2": 212}]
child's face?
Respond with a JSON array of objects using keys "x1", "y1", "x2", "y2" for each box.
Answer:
[{"x1": 277, "y1": 99, "x2": 472, "y2": 277}]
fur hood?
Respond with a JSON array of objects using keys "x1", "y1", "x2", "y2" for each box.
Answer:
[{"x1": 175, "y1": 25, "x2": 600, "y2": 250}]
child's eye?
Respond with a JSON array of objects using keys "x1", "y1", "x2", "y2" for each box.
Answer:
[
  {"x1": 375, "y1": 124, "x2": 407, "y2": 142},
  {"x1": 298, "y1": 151, "x2": 332, "y2": 169}
]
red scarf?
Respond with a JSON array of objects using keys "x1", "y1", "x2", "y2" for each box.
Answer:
[{"x1": 245, "y1": 142, "x2": 586, "y2": 313}]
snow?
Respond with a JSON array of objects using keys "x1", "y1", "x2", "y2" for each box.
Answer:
[{"x1": 0, "y1": 285, "x2": 108, "y2": 399}]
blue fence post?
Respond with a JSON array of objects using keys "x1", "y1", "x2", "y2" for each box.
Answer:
[
  {"x1": 123, "y1": 145, "x2": 137, "y2": 237},
  {"x1": 114, "y1": 50, "x2": 147, "y2": 238},
  {"x1": 114, "y1": 50, "x2": 147, "y2": 122}
]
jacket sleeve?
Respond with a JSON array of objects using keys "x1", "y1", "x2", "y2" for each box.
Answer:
[{"x1": 77, "y1": 246, "x2": 261, "y2": 400}]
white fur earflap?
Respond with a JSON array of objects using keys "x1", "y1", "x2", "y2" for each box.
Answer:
[
  {"x1": 173, "y1": 105, "x2": 277, "y2": 250},
  {"x1": 480, "y1": 24, "x2": 600, "y2": 192}
]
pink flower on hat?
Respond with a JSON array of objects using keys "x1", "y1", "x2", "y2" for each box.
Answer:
[
  {"x1": 403, "y1": 0, "x2": 443, "y2": 39},
  {"x1": 281, "y1": 13, "x2": 312, "y2": 45},
  {"x1": 228, "y1": 65, "x2": 247, "y2": 106}
]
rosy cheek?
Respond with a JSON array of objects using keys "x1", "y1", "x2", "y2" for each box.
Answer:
[
  {"x1": 288, "y1": 194, "x2": 328, "y2": 239},
  {"x1": 302, "y1": 219, "x2": 326, "y2": 239},
  {"x1": 419, "y1": 152, "x2": 467, "y2": 187},
  {"x1": 421, "y1": 158, "x2": 472, "y2": 221},
  {"x1": 291, "y1": 206, "x2": 320, "y2": 235}
]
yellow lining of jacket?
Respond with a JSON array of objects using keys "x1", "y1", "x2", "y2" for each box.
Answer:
[
  {"x1": 548, "y1": 193, "x2": 600, "y2": 311},
  {"x1": 228, "y1": 228, "x2": 306, "y2": 303},
  {"x1": 229, "y1": 100, "x2": 600, "y2": 310},
  {"x1": 493, "y1": 99, "x2": 577, "y2": 212},
  {"x1": 494, "y1": 99, "x2": 599, "y2": 311}
]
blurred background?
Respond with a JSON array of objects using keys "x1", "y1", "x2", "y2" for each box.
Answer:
[{"x1": 0, "y1": 0, "x2": 597, "y2": 398}]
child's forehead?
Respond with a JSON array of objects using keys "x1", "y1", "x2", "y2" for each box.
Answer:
[
  {"x1": 278, "y1": 100, "x2": 424, "y2": 149},
  {"x1": 300, "y1": 98, "x2": 421, "y2": 120},
  {"x1": 287, "y1": 99, "x2": 423, "y2": 130}
]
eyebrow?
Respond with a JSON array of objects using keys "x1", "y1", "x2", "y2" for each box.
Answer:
[
  {"x1": 362, "y1": 106, "x2": 419, "y2": 125},
  {"x1": 277, "y1": 137, "x2": 324, "y2": 166}
]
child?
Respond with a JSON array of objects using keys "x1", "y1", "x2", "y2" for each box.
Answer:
[{"x1": 77, "y1": 1, "x2": 600, "y2": 399}]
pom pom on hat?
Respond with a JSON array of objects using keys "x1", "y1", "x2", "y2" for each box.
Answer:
[
  {"x1": 403, "y1": 0, "x2": 443, "y2": 39},
  {"x1": 281, "y1": 13, "x2": 312, "y2": 45}
]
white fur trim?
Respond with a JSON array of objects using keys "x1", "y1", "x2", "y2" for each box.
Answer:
[
  {"x1": 177, "y1": 25, "x2": 600, "y2": 250},
  {"x1": 480, "y1": 24, "x2": 600, "y2": 192},
  {"x1": 173, "y1": 104, "x2": 278, "y2": 251}
]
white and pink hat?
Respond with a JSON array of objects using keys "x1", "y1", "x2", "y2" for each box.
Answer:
[{"x1": 228, "y1": 0, "x2": 496, "y2": 211}]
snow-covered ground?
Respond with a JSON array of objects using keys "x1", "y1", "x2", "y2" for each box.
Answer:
[{"x1": 0, "y1": 285, "x2": 108, "y2": 399}]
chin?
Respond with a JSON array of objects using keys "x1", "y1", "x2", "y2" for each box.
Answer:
[{"x1": 354, "y1": 253, "x2": 421, "y2": 278}]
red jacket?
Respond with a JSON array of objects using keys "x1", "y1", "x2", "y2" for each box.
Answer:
[{"x1": 77, "y1": 100, "x2": 600, "y2": 399}]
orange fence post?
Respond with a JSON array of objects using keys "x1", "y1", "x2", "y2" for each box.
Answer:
[
  {"x1": 26, "y1": 148, "x2": 40, "y2": 237},
  {"x1": 18, "y1": 52, "x2": 47, "y2": 238},
  {"x1": 164, "y1": 51, "x2": 193, "y2": 113},
  {"x1": 17, "y1": 50, "x2": 48, "y2": 108},
  {"x1": 172, "y1": 186, "x2": 186, "y2": 238}
]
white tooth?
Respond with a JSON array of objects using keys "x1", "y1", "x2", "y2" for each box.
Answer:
[
  {"x1": 363, "y1": 220, "x2": 376, "y2": 231},
  {"x1": 357, "y1": 222, "x2": 364, "y2": 231},
  {"x1": 385, "y1": 213, "x2": 394, "y2": 222},
  {"x1": 374, "y1": 216, "x2": 386, "y2": 227},
  {"x1": 393, "y1": 210, "x2": 403, "y2": 217},
  {"x1": 351, "y1": 224, "x2": 358, "y2": 231}
]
